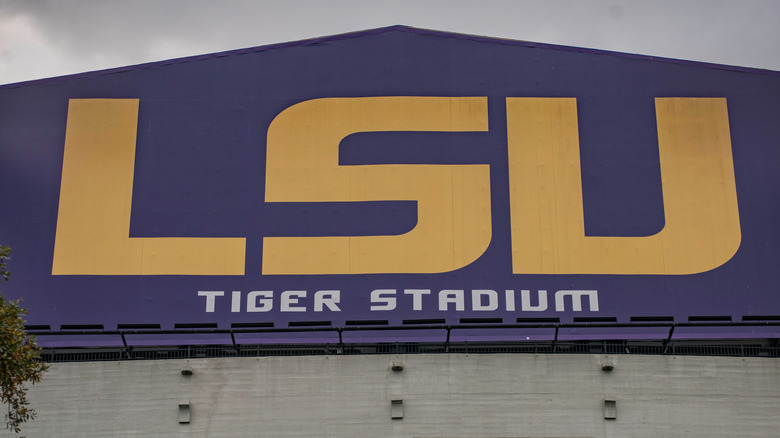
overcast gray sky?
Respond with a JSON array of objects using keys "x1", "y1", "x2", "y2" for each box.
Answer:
[{"x1": 1, "y1": 0, "x2": 779, "y2": 86}]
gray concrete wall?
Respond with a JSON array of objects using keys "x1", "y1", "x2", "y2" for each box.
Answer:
[{"x1": 4, "y1": 353, "x2": 779, "y2": 437}]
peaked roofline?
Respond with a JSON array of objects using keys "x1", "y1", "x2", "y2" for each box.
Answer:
[{"x1": 2, "y1": 25, "x2": 778, "y2": 90}]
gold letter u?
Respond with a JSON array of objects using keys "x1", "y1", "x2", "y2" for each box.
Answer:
[{"x1": 506, "y1": 97, "x2": 741, "y2": 275}]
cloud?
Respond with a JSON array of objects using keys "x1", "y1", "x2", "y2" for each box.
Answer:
[
  {"x1": 1, "y1": 0, "x2": 778, "y2": 85},
  {"x1": 0, "y1": 10, "x2": 62, "y2": 84}
]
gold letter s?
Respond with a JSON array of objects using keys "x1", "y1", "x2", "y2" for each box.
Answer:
[{"x1": 262, "y1": 97, "x2": 491, "y2": 275}]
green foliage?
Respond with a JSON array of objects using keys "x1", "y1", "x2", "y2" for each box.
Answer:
[
  {"x1": 0, "y1": 246, "x2": 8, "y2": 282},
  {"x1": 0, "y1": 246, "x2": 48, "y2": 434}
]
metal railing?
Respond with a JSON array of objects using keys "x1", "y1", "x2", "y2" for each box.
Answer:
[
  {"x1": 39, "y1": 341, "x2": 780, "y2": 363},
  {"x1": 28, "y1": 320, "x2": 780, "y2": 363}
]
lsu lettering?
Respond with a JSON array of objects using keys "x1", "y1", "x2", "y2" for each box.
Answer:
[{"x1": 52, "y1": 97, "x2": 740, "y2": 276}]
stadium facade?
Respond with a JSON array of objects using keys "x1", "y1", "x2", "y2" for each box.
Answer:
[{"x1": 1, "y1": 26, "x2": 779, "y2": 436}]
